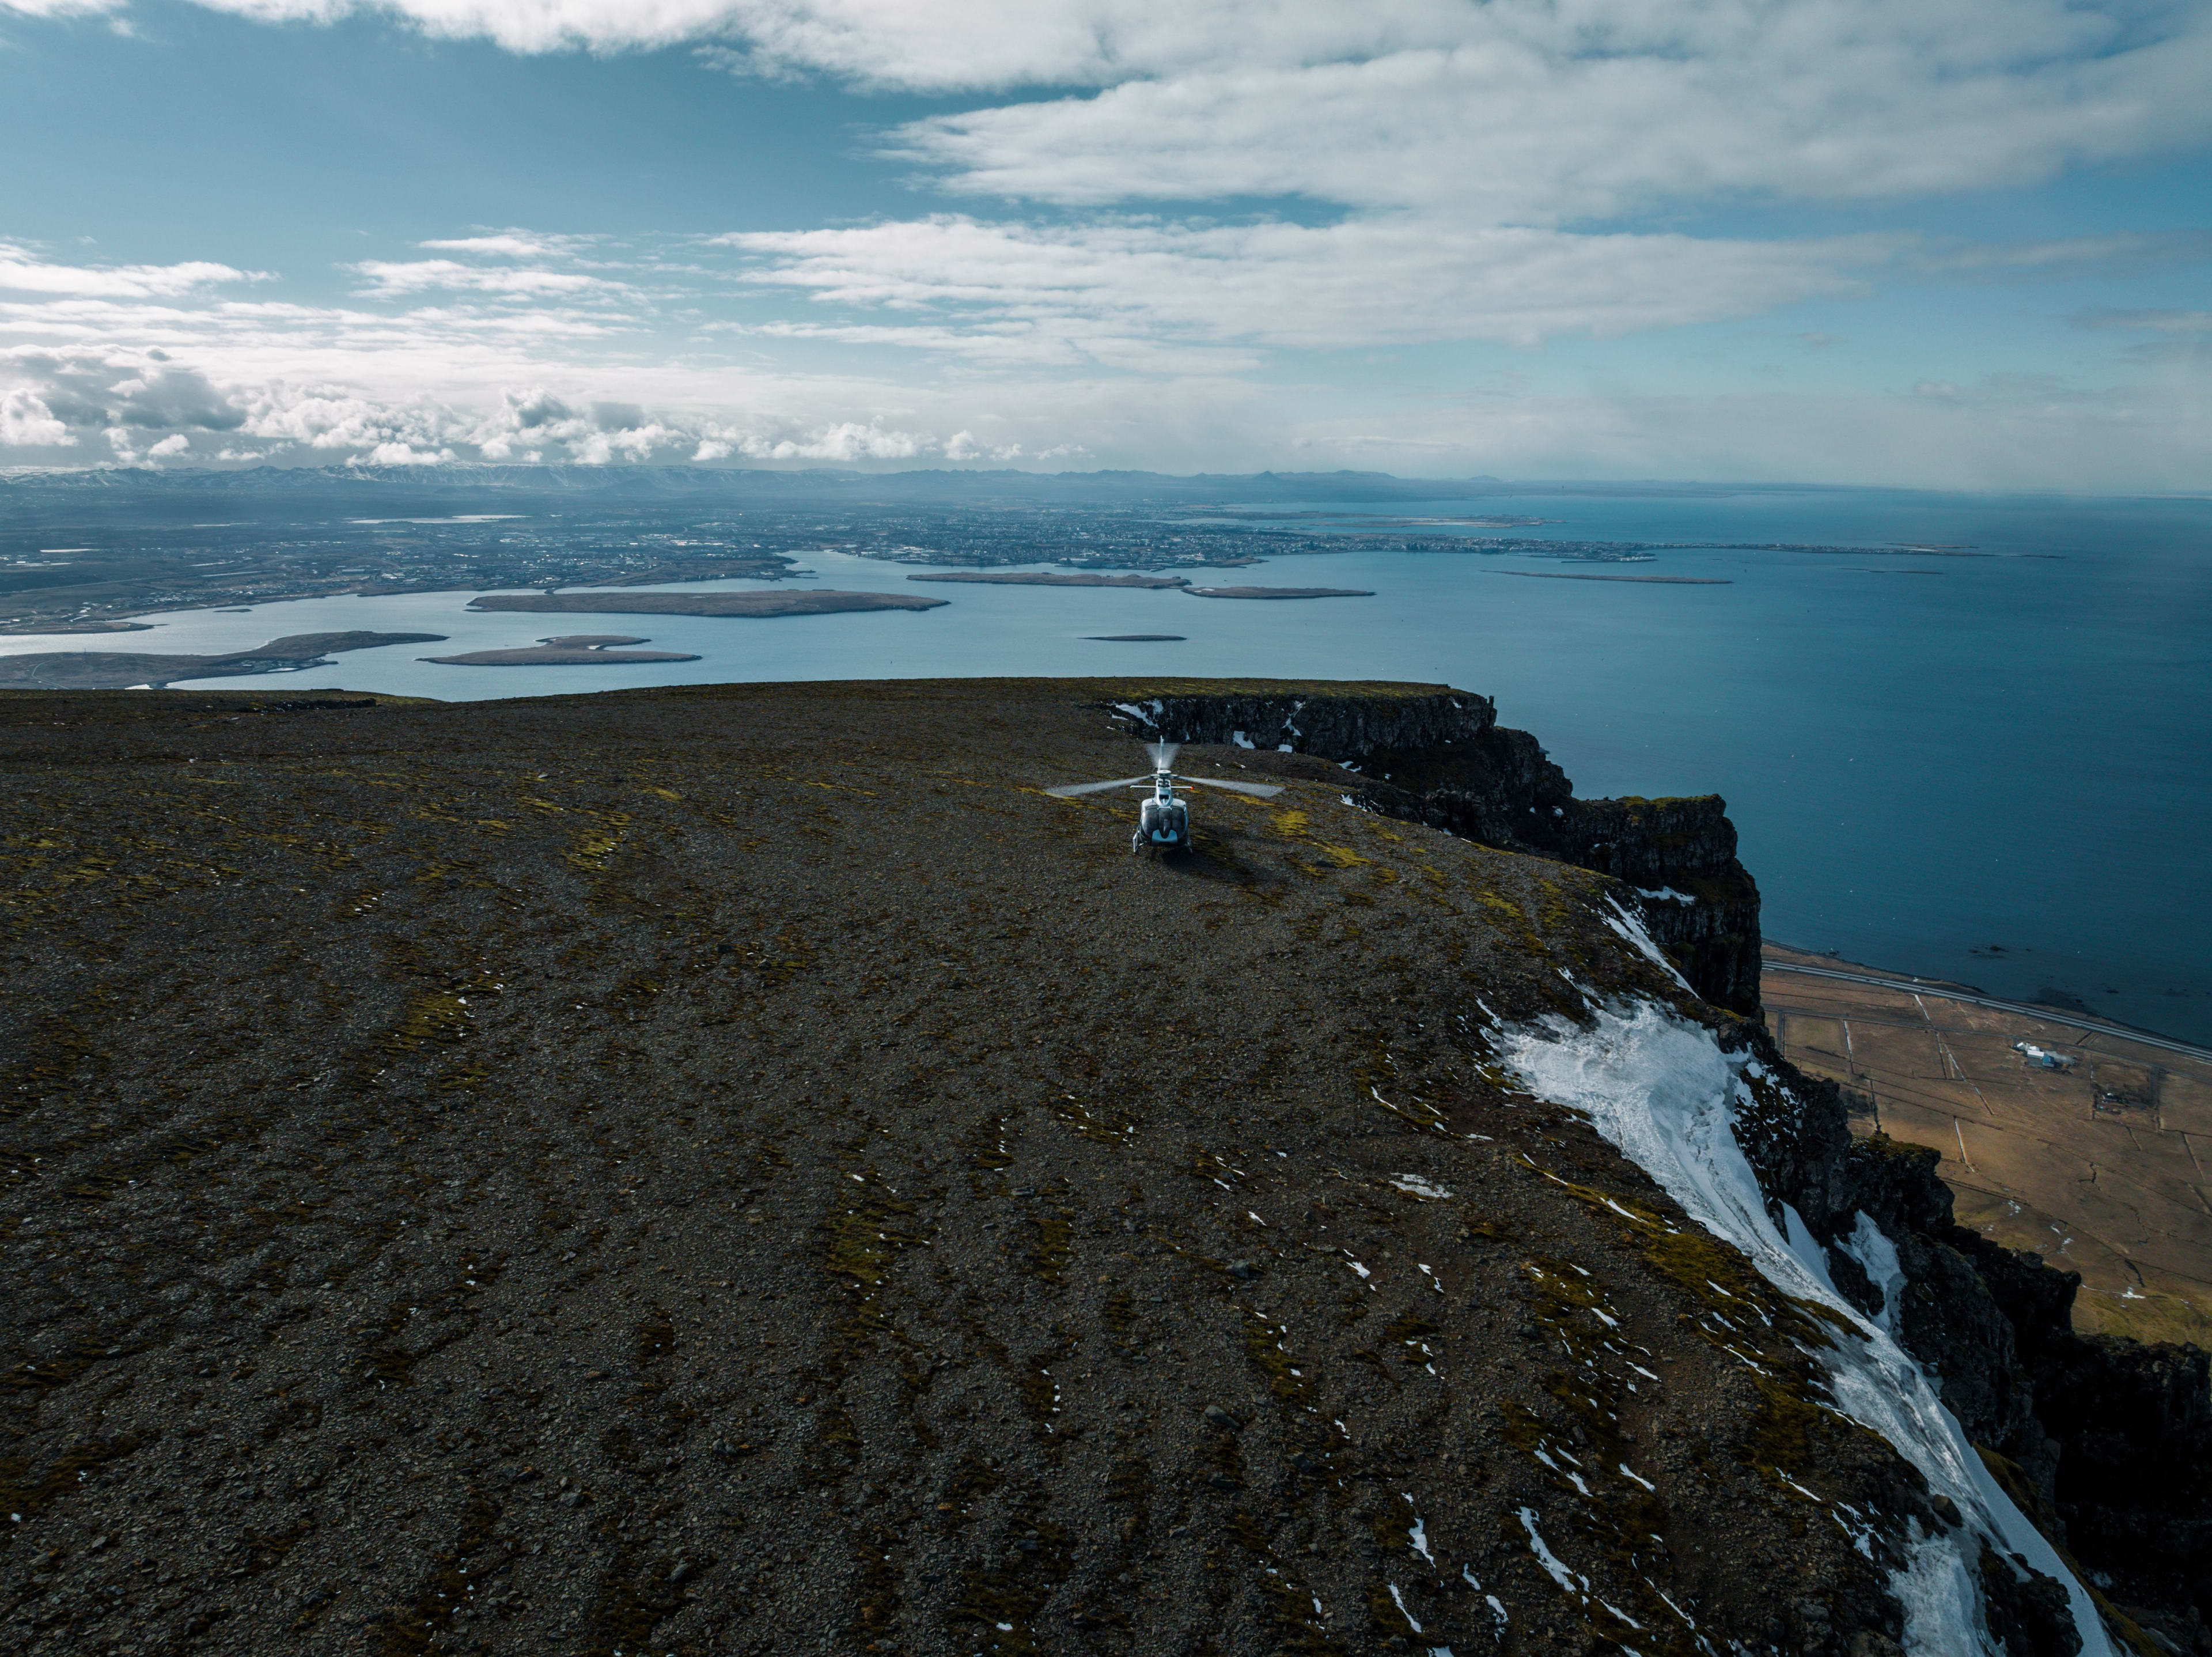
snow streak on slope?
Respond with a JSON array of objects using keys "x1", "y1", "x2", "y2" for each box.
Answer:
[{"x1": 1497, "y1": 998, "x2": 2112, "y2": 1657}]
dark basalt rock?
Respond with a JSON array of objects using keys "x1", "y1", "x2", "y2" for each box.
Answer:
[
  {"x1": 1981, "y1": 1539, "x2": 2085, "y2": 1657},
  {"x1": 1107, "y1": 688, "x2": 1763, "y2": 1013},
  {"x1": 1736, "y1": 1022, "x2": 2212, "y2": 1651},
  {"x1": 2021, "y1": 1312, "x2": 2212, "y2": 1647},
  {"x1": 1548, "y1": 796, "x2": 1763, "y2": 1015}
]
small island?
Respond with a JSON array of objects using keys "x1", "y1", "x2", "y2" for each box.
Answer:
[
  {"x1": 421, "y1": 635, "x2": 703, "y2": 667},
  {"x1": 1180, "y1": 585, "x2": 1374, "y2": 600},
  {"x1": 0, "y1": 630, "x2": 447, "y2": 690},
  {"x1": 907, "y1": 572, "x2": 1191, "y2": 588},
  {"x1": 1085, "y1": 634, "x2": 1186, "y2": 641},
  {"x1": 469, "y1": 591, "x2": 946, "y2": 618},
  {"x1": 1489, "y1": 572, "x2": 1732, "y2": 585}
]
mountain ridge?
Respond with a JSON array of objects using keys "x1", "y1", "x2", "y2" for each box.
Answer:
[{"x1": 1, "y1": 678, "x2": 2196, "y2": 1656}]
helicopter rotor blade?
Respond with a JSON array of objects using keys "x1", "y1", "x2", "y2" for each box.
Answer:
[
  {"x1": 1146, "y1": 741, "x2": 1181, "y2": 771},
  {"x1": 1183, "y1": 776, "x2": 1285, "y2": 798},
  {"x1": 1044, "y1": 775, "x2": 1154, "y2": 798}
]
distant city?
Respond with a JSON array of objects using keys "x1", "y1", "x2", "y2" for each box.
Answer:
[{"x1": 0, "y1": 465, "x2": 1872, "y2": 634}]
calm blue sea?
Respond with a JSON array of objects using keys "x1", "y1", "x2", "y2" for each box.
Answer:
[{"x1": 10, "y1": 486, "x2": 2207, "y2": 1042}]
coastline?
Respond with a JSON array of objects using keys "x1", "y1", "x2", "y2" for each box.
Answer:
[
  {"x1": 1763, "y1": 940, "x2": 2212, "y2": 1058},
  {"x1": 1762, "y1": 940, "x2": 2212, "y2": 1348}
]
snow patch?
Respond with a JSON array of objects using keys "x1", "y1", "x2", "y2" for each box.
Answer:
[
  {"x1": 1388, "y1": 1582, "x2": 1423, "y2": 1633},
  {"x1": 1407, "y1": 1505, "x2": 1435, "y2": 1564},
  {"x1": 1390, "y1": 1174, "x2": 1453, "y2": 1200},
  {"x1": 1517, "y1": 1508, "x2": 1585, "y2": 1597},
  {"x1": 1836, "y1": 1210, "x2": 1908, "y2": 1333},
  {"x1": 1895, "y1": 1527, "x2": 1991, "y2": 1655},
  {"x1": 1498, "y1": 997, "x2": 2112, "y2": 1657},
  {"x1": 1599, "y1": 895, "x2": 1695, "y2": 993},
  {"x1": 1636, "y1": 886, "x2": 1698, "y2": 905}
]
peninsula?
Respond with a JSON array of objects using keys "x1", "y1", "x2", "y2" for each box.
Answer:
[
  {"x1": 907, "y1": 572, "x2": 1192, "y2": 588},
  {"x1": 0, "y1": 630, "x2": 445, "y2": 690},
  {"x1": 468, "y1": 591, "x2": 946, "y2": 618},
  {"x1": 1489, "y1": 571, "x2": 1732, "y2": 586},
  {"x1": 1180, "y1": 585, "x2": 1374, "y2": 600},
  {"x1": 421, "y1": 635, "x2": 703, "y2": 667}
]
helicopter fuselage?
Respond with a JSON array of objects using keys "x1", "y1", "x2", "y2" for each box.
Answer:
[
  {"x1": 1045, "y1": 750, "x2": 1279, "y2": 849},
  {"x1": 1134, "y1": 771, "x2": 1190, "y2": 851}
]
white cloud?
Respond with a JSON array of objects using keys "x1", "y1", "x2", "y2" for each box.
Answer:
[
  {"x1": 2071, "y1": 306, "x2": 2212, "y2": 364},
  {"x1": 0, "y1": 247, "x2": 264, "y2": 298},
  {"x1": 0, "y1": 332, "x2": 1009, "y2": 471},
  {"x1": 745, "y1": 418, "x2": 923, "y2": 460},
  {"x1": 1918, "y1": 231, "x2": 2212, "y2": 278},
  {"x1": 0, "y1": 0, "x2": 127, "y2": 15},
  {"x1": 942, "y1": 428, "x2": 1022, "y2": 461},
  {"x1": 882, "y1": 13, "x2": 2212, "y2": 220},
  {"x1": 416, "y1": 231, "x2": 589, "y2": 259},
  {"x1": 0, "y1": 209, "x2": 2198, "y2": 487},
  {"x1": 114, "y1": 2, "x2": 2210, "y2": 225},
  {"x1": 2, "y1": 1, "x2": 2205, "y2": 489},
  {"x1": 3, "y1": 349, "x2": 249, "y2": 433},
  {"x1": 181, "y1": 0, "x2": 745, "y2": 54},
  {"x1": 0, "y1": 385, "x2": 71, "y2": 447},
  {"x1": 1286, "y1": 373, "x2": 2212, "y2": 494},
  {"x1": 740, "y1": 317, "x2": 1264, "y2": 373},
  {"x1": 4, "y1": 317, "x2": 2205, "y2": 490},
  {"x1": 724, "y1": 215, "x2": 1895, "y2": 352},
  {"x1": 350, "y1": 259, "x2": 625, "y2": 296}
]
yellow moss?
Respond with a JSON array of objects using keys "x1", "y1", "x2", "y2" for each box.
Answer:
[
  {"x1": 1241, "y1": 1311, "x2": 1310, "y2": 1401},
  {"x1": 387, "y1": 990, "x2": 469, "y2": 1053},
  {"x1": 1029, "y1": 1211, "x2": 1073, "y2": 1282},
  {"x1": 1744, "y1": 1372, "x2": 1823, "y2": 1477}
]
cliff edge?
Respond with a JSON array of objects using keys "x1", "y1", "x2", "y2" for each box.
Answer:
[{"x1": 1102, "y1": 687, "x2": 1763, "y2": 1016}]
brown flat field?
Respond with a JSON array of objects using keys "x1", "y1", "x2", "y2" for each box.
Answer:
[{"x1": 1762, "y1": 943, "x2": 2212, "y2": 1347}]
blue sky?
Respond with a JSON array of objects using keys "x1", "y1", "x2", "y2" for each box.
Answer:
[{"x1": 2, "y1": 0, "x2": 2207, "y2": 486}]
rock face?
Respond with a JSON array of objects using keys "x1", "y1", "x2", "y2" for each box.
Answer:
[
  {"x1": 1105, "y1": 687, "x2": 1763, "y2": 1013},
  {"x1": 1738, "y1": 1040, "x2": 2212, "y2": 1653}
]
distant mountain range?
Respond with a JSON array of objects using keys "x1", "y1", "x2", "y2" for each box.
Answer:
[{"x1": 0, "y1": 461, "x2": 1853, "y2": 519}]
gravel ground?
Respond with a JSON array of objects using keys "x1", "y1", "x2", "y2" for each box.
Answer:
[{"x1": 2, "y1": 679, "x2": 1944, "y2": 1657}]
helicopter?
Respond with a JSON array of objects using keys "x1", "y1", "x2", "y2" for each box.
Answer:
[{"x1": 1046, "y1": 742, "x2": 1283, "y2": 853}]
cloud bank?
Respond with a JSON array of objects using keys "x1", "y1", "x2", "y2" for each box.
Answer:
[{"x1": 1, "y1": 3, "x2": 2206, "y2": 486}]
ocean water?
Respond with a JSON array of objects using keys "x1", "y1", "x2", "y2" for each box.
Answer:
[{"x1": 10, "y1": 486, "x2": 2208, "y2": 1042}]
